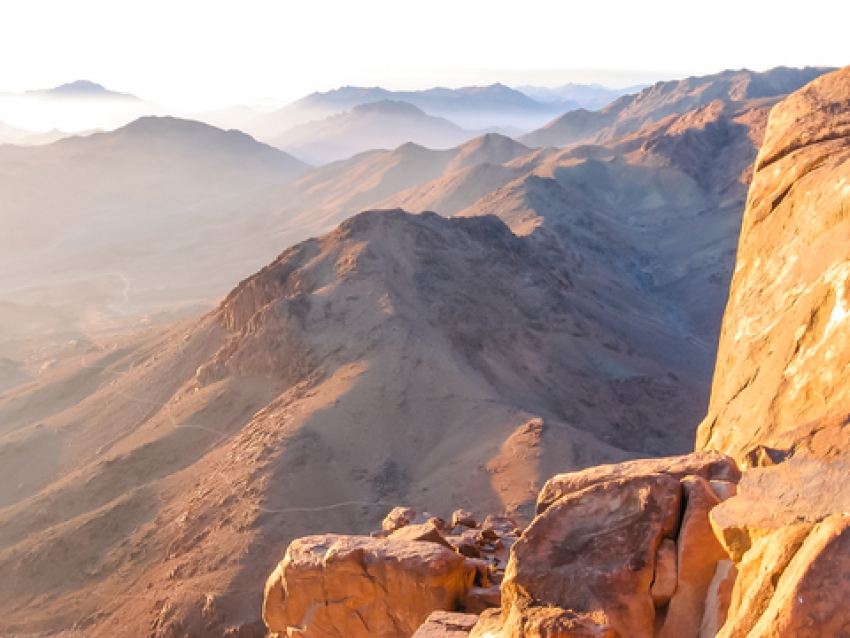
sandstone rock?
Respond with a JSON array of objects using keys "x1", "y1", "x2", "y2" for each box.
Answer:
[
  {"x1": 717, "y1": 522, "x2": 813, "y2": 638},
  {"x1": 468, "y1": 609, "x2": 503, "y2": 638},
  {"x1": 745, "y1": 514, "x2": 850, "y2": 637},
  {"x1": 498, "y1": 604, "x2": 617, "y2": 638},
  {"x1": 263, "y1": 534, "x2": 474, "y2": 637},
  {"x1": 698, "y1": 560, "x2": 737, "y2": 638},
  {"x1": 657, "y1": 476, "x2": 728, "y2": 638},
  {"x1": 651, "y1": 538, "x2": 678, "y2": 607},
  {"x1": 500, "y1": 474, "x2": 682, "y2": 638},
  {"x1": 412, "y1": 611, "x2": 480, "y2": 638},
  {"x1": 464, "y1": 558, "x2": 492, "y2": 588},
  {"x1": 536, "y1": 451, "x2": 739, "y2": 514},
  {"x1": 382, "y1": 506, "x2": 417, "y2": 531},
  {"x1": 697, "y1": 65, "x2": 850, "y2": 461},
  {"x1": 709, "y1": 457, "x2": 850, "y2": 560},
  {"x1": 465, "y1": 585, "x2": 501, "y2": 614},
  {"x1": 452, "y1": 509, "x2": 477, "y2": 528},
  {"x1": 446, "y1": 534, "x2": 481, "y2": 558},
  {"x1": 391, "y1": 519, "x2": 454, "y2": 550},
  {"x1": 480, "y1": 514, "x2": 519, "y2": 537}
]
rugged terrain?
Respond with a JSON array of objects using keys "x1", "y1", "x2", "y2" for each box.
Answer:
[
  {"x1": 0, "y1": 66, "x2": 842, "y2": 637},
  {"x1": 258, "y1": 66, "x2": 850, "y2": 638}
]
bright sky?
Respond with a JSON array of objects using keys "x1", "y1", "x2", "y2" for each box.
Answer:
[{"x1": 1, "y1": 0, "x2": 848, "y2": 109}]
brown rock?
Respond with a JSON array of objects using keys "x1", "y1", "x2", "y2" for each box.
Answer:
[
  {"x1": 464, "y1": 558, "x2": 492, "y2": 588},
  {"x1": 717, "y1": 522, "x2": 813, "y2": 638},
  {"x1": 391, "y1": 519, "x2": 454, "y2": 550},
  {"x1": 710, "y1": 458, "x2": 850, "y2": 561},
  {"x1": 465, "y1": 585, "x2": 501, "y2": 614},
  {"x1": 480, "y1": 514, "x2": 519, "y2": 537},
  {"x1": 657, "y1": 476, "x2": 728, "y2": 638},
  {"x1": 745, "y1": 514, "x2": 850, "y2": 637},
  {"x1": 697, "y1": 66, "x2": 850, "y2": 462},
  {"x1": 698, "y1": 560, "x2": 737, "y2": 638},
  {"x1": 500, "y1": 474, "x2": 682, "y2": 638},
  {"x1": 263, "y1": 534, "x2": 475, "y2": 637},
  {"x1": 651, "y1": 538, "x2": 678, "y2": 607},
  {"x1": 468, "y1": 609, "x2": 503, "y2": 638},
  {"x1": 412, "y1": 611, "x2": 480, "y2": 637},
  {"x1": 452, "y1": 509, "x2": 477, "y2": 529},
  {"x1": 447, "y1": 535, "x2": 481, "y2": 558},
  {"x1": 382, "y1": 506, "x2": 417, "y2": 531},
  {"x1": 499, "y1": 604, "x2": 617, "y2": 638},
  {"x1": 536, "y1": 450, "x2": 739, "y2": 514}
]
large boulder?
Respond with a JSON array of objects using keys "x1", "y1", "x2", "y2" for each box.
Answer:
[
  {"x1": 499, "y1": 473, "x2": 682, "y2": 638},
  {"x1": 536, "y1": 451, "x2": 740, "y2": 514},
  {"x1": 263, "y1": 534, "x2": 475, "y2": 637}
]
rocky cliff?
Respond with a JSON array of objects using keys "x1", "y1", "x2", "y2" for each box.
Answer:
[{"x1": 698, "y1": 66, "x2": 850, "y2": 463}]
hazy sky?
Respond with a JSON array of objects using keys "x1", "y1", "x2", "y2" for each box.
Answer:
[{"x1": 1, "y1": 0, "x2": 848, "y2": 109}]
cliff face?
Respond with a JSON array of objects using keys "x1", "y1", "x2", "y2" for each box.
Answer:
[{"x1": 698, "y1": 66, "x2": 850, "y2": 462}]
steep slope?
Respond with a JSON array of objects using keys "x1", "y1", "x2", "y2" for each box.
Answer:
[
  {"x1": 0, "y1": 116, "x2": 309, "y2": 350},
  {"x1": 698, "y1": 66, "x2": 850, "y2": 462},
  {"x1": 0, "y1": 210, "x2": 708, "y2": 637},
  {"x1": 519, "y1": 67, "x2": 831, "y2": 148},
  {"x1": 408, "y1": 98, "x2": 772, "y2": 359},
  {"x1": 247, "y1": 84, "x2": 575, "y2": 142},
  {"x1": 271, "y1": 100, "x2": 477, "y2": 164}
]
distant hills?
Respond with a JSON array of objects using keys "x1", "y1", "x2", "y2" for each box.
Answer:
[
  {"x1": 271, "y1": 100, "x2": 481, "y2": 165},
  {"x1": 519, "y1": 67, "x2": 833, "y2": 148},
  {"x1": 244, "y1": 83, "x2": 579, "y2": 143},
  {"x1": 0, "y1": 116, "x2": 307, "y2": 345},
  {"x1": 23, "y1": 79, "x2": 141, "y2": 101}
]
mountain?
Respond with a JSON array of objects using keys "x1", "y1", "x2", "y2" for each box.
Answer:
[
  {"x1": 246, "y1": 83, "x2": 577, "y2": 142},
  {"x1": 0, "y1": 207, "x2": 712, "y2": 636},
  {"x1": 270, "y1": 100, "x2": 478, "y2": 165},
  {"x1": 0, "y1": 116, "x2": 308, "y2": 349},
  {"x1": 249, "y1": 133, "x2": 532, "y2": 239},
  {"x1": 519, "y1": 67, "x2": 833, "y2": 148},
  {"x1": 698, "y1": 65, "x2": 850, "y2": 463},
  {"x1": 24, "y1": 80, "x2": 141, "y2": 102},
  {"x1": 516, "y1": 82, "x2": 649, "y2": 110}
]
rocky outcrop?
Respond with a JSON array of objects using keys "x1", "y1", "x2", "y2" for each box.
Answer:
[
  {"x1": 263, "y1": 535, "x2": 475, "y2": 637},
  {"x1": 698, "y1": 66, "x2": 850, "y2": 462},
  {"x1": 471, "y1": 452, "x2": 740, "y2": 638},
  {"x1": 412, "y1": 611, "x2": 480, "y2": 637}
]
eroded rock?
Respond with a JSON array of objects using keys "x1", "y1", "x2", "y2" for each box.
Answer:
[
  {"x1": 536, "y1": 451, "x2": 739, "y2": 514},
  {"x1": 500, "y1": 473, "x2": 682, "y2": 638},
  {"x1": 263, "y1": 534, "x2": 474, "y2": 637}
]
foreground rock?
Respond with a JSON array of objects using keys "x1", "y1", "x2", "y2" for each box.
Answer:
[
  {"x1": 263, "y1": 535, "x2": 474, "y2": 637},
  {"x1": 481, "y1": 451, "x2": 740, "y2": 638}
]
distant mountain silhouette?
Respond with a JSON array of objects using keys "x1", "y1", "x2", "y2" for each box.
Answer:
[
  {"x1": 24, "y1": 80, "x2": 142, "y2": 101},
  {"x1": 520, "y1": 67, "x2": 833, "y2": 148},
  {"x1": 247, "y1": 83, "x2": 578, "y2": 142},
  {"x1": 271, "y1": 100, "x2": 479, "y2": 165}
]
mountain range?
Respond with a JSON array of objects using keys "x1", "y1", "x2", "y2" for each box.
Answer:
[
  {"x1": 243, "y1": 83, "x2": 578, "y2": 143},
  {"x1": 0, "y1": 66, "x2": 838, "y2": 636}
]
